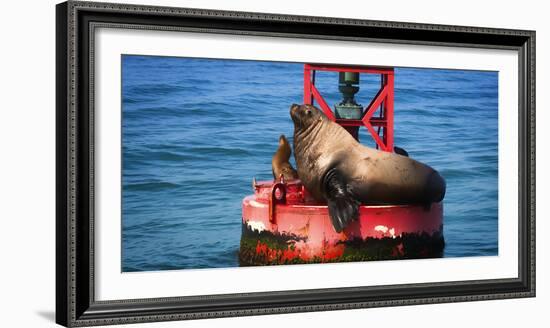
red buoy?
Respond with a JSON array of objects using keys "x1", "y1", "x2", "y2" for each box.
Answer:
[
  {"x1": 240, "y1": 178, "x2": 443, "y2": 266},
  {"x1": 239, "y1": 63, "x2": 444, "y2": 266}
]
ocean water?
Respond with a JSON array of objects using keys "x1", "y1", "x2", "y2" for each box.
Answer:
[{"x1": 121, "y1": 55, "x2": 498, "y2": 272}]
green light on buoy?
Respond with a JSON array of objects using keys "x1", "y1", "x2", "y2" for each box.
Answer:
[{"x1": 334, "y1": 72, "x2": 363, "y2": 119}]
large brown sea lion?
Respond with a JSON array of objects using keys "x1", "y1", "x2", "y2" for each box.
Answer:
[
  {"x1": 290, "y1": 103, "x2": 446, "y2": 232},
  {"x1": 272, "y1": 134, "x2": 299, "y2": 181}
]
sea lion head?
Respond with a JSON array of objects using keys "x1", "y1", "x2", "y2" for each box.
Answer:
[
  {"x1": 277, "y1": 134, "x2": 291, "y2": 160},
  {"x1": 279, "y1": 134, "x2": 290, "y2": 147},
  {"x1": 290, "y1": 104, "x2": 325, "y2": 131},
  {"x1": 272, "y1": 134, "x2": 299, "y2": 180}
]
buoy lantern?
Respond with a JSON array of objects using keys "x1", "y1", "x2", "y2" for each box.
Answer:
[{"x1": 239, "y1": 64, "x2": 444, "y2": 266}]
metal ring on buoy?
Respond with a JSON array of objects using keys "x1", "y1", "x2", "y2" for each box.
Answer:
[{"x1": 269, "y1": 181, "x2": 286, "y2": 224}]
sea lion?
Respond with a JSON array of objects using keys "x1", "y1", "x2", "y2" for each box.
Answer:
[
  {"x1": 272, "y1": 134, "x2": 299, "y2": 181},
  {"x1": 290, "y1": 103, "x2": 446, "y2": 232}
]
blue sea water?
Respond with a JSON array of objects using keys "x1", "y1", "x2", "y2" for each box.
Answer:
[{"x1": 121, "y1": 55, "x2": 498, "y2": 272}]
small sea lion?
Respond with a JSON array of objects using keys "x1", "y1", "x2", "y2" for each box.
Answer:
[
  {"x1": 272, "y1": 134, "x2": 299, "y2": 181},
  {"x1": 290, "y1": 104, "x2": 446, "y2": 232}
]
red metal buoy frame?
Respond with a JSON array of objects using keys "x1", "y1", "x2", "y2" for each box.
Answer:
[
  {"x1": 304, "y1": 64, "x2": 394, "y2": 150},
  {"x1": 239, "y1": 64, "x2": 444, "y2": 266}
]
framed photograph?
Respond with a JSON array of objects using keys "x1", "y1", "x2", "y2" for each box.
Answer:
[{"x1": 56, "y1": 1, "x2": 535, "y2": 326}]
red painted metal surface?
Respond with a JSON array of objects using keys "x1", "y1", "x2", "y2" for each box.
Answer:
[
  {"x1": 242, "y1": 179, "x2": 443, "y2": 263},
  {"x1": 303, "y1": 64, "x2": 394, "y2": 151}
]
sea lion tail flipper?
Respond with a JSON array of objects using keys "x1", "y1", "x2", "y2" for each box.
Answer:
[
  {"x1": 323, "y1": 168, "x2": 360, "y2": 233},
  {"x1": 327, "y1": 197, "x2": 360, "y2": 233},
  {"x1": 394, "y1": 146, "x2": 409, "y2": 157}
]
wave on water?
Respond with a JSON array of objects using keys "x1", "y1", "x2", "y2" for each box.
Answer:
[
  {"x1": 124, "y1": 181, "x2": 182, "y2": 192},
  {"x1": 128, "y1": 150, "x2": 193, "y2": 162}
]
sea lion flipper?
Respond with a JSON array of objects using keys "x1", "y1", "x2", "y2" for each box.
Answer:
[
  {"x1": 323, "y1": 168, "x2": 360, "y2": 233},
  {"x1": 394, "y1": 146, "x2": 409, "y2": 157}
]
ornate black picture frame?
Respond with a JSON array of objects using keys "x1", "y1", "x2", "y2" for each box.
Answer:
[{"x1": 56, "y1": 1, "x2": 535, "y2": 326}]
